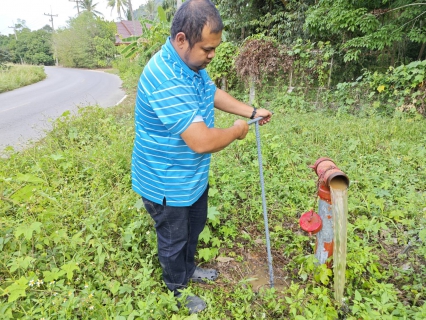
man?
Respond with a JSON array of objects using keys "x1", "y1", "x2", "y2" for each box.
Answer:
[{"x1": 131, "y1": 0, "x2": 272, "y2": 314}]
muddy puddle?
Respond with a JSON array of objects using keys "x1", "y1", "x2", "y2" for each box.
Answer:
[{"x1": 246, "y1": 263, "x2": 287, "y2": 292}]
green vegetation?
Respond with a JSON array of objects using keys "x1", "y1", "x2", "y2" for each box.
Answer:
[
  {"x1": 0, "y1": 26, "x2": 54, "y2": 66},
  {"x1": 0, "y1": 64, "x2": 46, "y2": 93},
  {"x1": 117, "y1": 6, "x2": 169, "y2": 66},
  {"x1": 1, "y1": 84, "x2": 425, "y2": 318},
  {"x1": 53, "y1": 12, "x2": 117, "y2": 68},
  {"x1": 112, "y1": 5, "x2": 169, "y2": 89},
  {"x1": 78, "y1": 0, "x2": 104, "y2": 18}
]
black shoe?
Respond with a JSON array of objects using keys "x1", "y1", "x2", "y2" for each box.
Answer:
[
  {"x1": 176, "y1": 294, "x2": 207, "y2": 314},
  {"x1": 189, "y1": 267, "x2": 218, "y2": 283}
]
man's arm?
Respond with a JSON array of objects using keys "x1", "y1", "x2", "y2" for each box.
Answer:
[
  {"x1": 180, "y1": 88, "x2": 273, "y2": 154},
  {"x1": 214, "y1": 88, "x2": 272, "y2": 125},
  {"x1": 181, "y1": 119, "x2": 248, "y2": 154}
]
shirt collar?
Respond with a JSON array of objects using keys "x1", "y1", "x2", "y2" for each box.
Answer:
[{"x1": 163, "y1": 37, "x2": 201, "y2": 78}]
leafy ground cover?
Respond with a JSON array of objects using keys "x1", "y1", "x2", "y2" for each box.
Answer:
[
  {"x1": 0, "y1": 89, "x2": 425, "y2": 319},
  {"x1": 0, "y1": 64, "x2": 46, "y2": 93}
]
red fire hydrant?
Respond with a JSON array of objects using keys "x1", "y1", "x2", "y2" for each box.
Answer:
[{"x1": 300, "y1": 158, "x2": 349, "y2": 267}]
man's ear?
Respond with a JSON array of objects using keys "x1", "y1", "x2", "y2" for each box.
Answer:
[{"x1": 174, "y1": 32, "x2": 186, "y2": 48}]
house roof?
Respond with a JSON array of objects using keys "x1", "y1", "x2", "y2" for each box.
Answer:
[{"x1": 115, "y1": 20, "x2": 143, "y2": 45}]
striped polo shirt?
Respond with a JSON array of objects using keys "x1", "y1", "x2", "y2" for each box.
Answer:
[{"x1": 131, "y1": 37, "x2": 216, "y2": 206}]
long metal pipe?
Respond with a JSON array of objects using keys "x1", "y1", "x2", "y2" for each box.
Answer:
[{"x1": 248, "y1": 116, "x2": 274, "y2": 288}]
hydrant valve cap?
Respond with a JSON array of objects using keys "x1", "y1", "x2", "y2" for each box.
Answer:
[{"x1": 299, "y1": 210, "x2": 322, "y2": 235}]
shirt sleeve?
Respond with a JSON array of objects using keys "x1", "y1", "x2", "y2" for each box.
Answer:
[{"x1": 147, "y1": 78, "x2": 200, "y2": 135}]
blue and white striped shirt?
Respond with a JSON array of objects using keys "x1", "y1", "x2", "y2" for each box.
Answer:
[{"x1": 132, "y1": 37, "x2": 217, "y2": 206}]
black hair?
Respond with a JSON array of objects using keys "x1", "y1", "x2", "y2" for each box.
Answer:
[{"x1": 171, "y1": 0, "x2": 223, "y2": 48}]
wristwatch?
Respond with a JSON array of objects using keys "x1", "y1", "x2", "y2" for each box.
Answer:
[{"x1": 250, "y1": 107, "x2": 257, "y2": 119}]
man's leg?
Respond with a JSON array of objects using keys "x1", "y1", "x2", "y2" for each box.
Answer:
[
  {"x1": 186, "y1": 185, "x2": 209, "y2": 281},
  {"x1": 186, "y1": 186, "x2": 218, "y2": 283},
  {"x1": 142, "y1": 197, "x2": 190, "y2": 295}
]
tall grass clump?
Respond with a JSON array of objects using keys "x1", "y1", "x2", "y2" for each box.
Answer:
[
  {"x1": 0, "y1": 64, "x2": 46, "y2": 93},
  {"x1": 112, "y1": 58, "x2": 142, "y2": 91}
]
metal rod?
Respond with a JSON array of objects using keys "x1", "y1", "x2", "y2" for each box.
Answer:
[
  {"x1": 247, "y1": 116, "x2": 264, "y2": 125},
  {"x1": 250, "y1": 117, "x2": 274, "y2": 288}
]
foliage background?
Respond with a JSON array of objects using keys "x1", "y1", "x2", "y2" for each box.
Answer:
[
  {"x1": 0, "y1": 26, "x2": 54, "y2": 66},
  {"x1": 53, "y1": 12, "x2": 117, "y2": 68}
]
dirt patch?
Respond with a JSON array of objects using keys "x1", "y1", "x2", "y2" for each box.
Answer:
[
  {"x1": 199, "y1": 241, "x2": 293, "y2": 294},
  {"x1": 196, "y1": 216, "x2": 305, "y2": 294}
]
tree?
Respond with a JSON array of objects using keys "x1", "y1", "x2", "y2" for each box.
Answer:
[
  {"x1": 78, "y1": 0, "x2": 104, "y2": 17},
  {"x1": 122, "y1": 0, "x2": 136, "y2": 21},
  {"x1": 251, "y1": 0, "x2": 314, "y2": 45},
  {"x1": 0, "y1": 48, "x2": 11, "y2": 69},
  {"x1": 216, "y1": 0, "x2": 304, "y2": 42},
  {"x1": 106, "y1": 0, "x2": 128, "y2": 20},
  {"x1": 235, "y1": 36, "x2": 293, "y2": 103},
  {"x1": 144, "y1": 0, "x2": 158, "y2": 20},
  {"x1": 15, "y1": 29, "x2": 54, "y2": 65},
  {"x1": 127, "y1": 0, "x2": 135, "y2": 21},
  {"x1": 206, "y1": 42, "x2": 238, "y2": 90},
  {"x1": 305, "y1": 0, "x2": 426, "y2": 64},
  {"x1": 14, "y1": 19, "x2": 28, "y2": 33},
  {"x1": 134, "y1": 0, "x2": 163, "y2": 20},
  {"x1": 162, "y1": 0, "x2": 176, "y2": 21},
  {"x1": 54, "y1": 12, "x2": 117, "y2": 68},
  {"x1": 41, "y1": 25, "x2": 53, "y2": 32},
  {"x1": 0, "y1": 27, "x2": 54, "y2": 65}
]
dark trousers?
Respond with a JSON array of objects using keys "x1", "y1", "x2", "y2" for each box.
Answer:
[{"x1": 142, "y1": 186, "x2": 209, "y2": 295}]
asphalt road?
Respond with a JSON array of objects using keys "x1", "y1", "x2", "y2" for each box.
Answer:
[{"x1": 0, "y1": 66, "x2": 127, "y2": 154}]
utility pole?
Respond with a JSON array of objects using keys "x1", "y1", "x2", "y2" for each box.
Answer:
[
  {"x1": 9, "y1": 21, "x2": 23, "y2": 63},
  {"x1": 44, "y1": 11, "x2": 58, "y2": 30},
  {"x1": 8, "y1": 21, "x2": 18, "y2": 40},
  {"x1": 69, "y1": 0, "x2": 81, "y2": 15},
  {"x1": 44, "y1": 10, "x2": 59, "y2": 66}
]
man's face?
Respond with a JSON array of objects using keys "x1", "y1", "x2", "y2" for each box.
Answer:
[{"x1": 181, "y1": 25, "x2": 222, "y2": 72}]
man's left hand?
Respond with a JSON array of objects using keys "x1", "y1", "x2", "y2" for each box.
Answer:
[{"x1": 255, "y1": 108, "x2": 272, "y2": 126}]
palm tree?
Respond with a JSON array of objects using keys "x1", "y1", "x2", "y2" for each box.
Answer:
[
  {"x1": 79, "y1": 0, "x2": 103, "y2": 17},
  {"x1": 144, "y1": 0, "x2": 158, "y2": 20},
  {"x1": 107, "y1": 0, "x2": 129, "y2": 20},
  {"x1": 162, "y1": 0, "x2": 176, "y2": 21},
  {"x1": 127, "y1": 0, "x2": 135, "y2": 21}
]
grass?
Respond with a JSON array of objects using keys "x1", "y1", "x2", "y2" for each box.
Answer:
[
  {"x1": 0, "y1": 64, "x2": 46, "y2": 93},
  {"x1": 0, "y1": 86, "x2": 425, "y2": 319}
]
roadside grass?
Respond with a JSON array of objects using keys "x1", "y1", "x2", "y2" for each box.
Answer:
[
  {"x1": 0, "y1": 64, "x2": 46, "y2": 93},
  {"x1": 0, "y1": 91, "x2": 425, "y2": 319}
]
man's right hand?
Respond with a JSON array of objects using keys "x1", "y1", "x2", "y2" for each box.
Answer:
[{"x1": 233, "y1": 119, "x2": 249, "y2": 140}]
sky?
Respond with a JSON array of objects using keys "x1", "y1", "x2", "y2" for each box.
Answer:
[{"x1": 0, "y1": 0, "x2": 148, "y2": 36}]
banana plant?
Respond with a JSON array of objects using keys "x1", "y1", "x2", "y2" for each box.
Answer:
[{"x1": 119, "y1": 5, "x2": 169, "y2": 64}]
